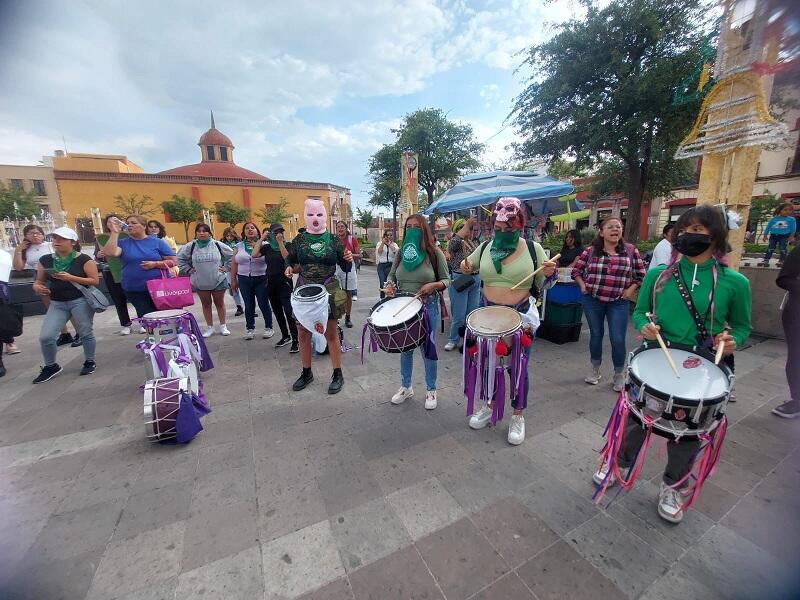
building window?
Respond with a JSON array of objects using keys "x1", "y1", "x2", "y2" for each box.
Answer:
[
  {"x1": 220, "y1": 147, "x2": 228, "y2": 161},
  {"x1": 10, "y1": 179, "x2": 23, "y2": 190},
  {"x1": 207, "y1": 145, "x2": 216, "y2": 160},
  {"x1": 32, "y1": 180, "x2": 46, "y2": 196}
]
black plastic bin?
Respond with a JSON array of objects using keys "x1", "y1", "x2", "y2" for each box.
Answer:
[{"x1": 537, "y1": 321, "x2": 582, "y2": 344}]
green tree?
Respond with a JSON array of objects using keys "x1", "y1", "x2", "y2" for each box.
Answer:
[
  {"x1": 0, "y1": 183, "x2": 40, "y2": 220},
  {"x1": 546, "y1": 158, "x2": 586, "y2": 180},
  {"x1": 511, "y1": 0, "x2": 710, "y2": 240},
  {"x1": 393, "y1": 108, "x2": 484, "y2": 205},
  {"x1": 162, "y1": 194, "x2": 205, "y2": 242},
  {"x1": 255, "y1": 198, "x2": 291, "y2": 227},
  {"x1": 114, "y1": 193, "x2": 157, "y2": 216},
  {"x1": 214, "y1": 201, "x2": 249, "y2": 229},
  {"x1": 367, "y1": 143, "x2": 403, "y2": 231},
  {"x1": 354, "y1": 207, "x2": 375, "y2": 238},
  {"x1": 749, "y1": 191, "x2": 783, "y2": 237}
]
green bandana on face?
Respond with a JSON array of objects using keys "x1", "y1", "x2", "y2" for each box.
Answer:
[
  {"x1": 305, "y1": 231, "x2": 330, "y2": 258},
  {"x1": 401, "y1": 227, "x2": 426, "y2": 271},
  {"x1": 53, "y1": 250, "x2": 77, "y2": 273},
  {"x1": 266, "y1": 232, "x2": 280, "y2": 252},
  {"x1": 489, "y1": 230, "x2": 520, "y2": 273},
  {"x1": 195, "y1": 238, "x2": 211, "y2": 248}
]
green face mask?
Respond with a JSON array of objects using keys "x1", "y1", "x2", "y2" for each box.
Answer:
[
  {"x1": 401, "y1": 227, "x2": 425, "y2": 271},
  {"x1": 489, "y1": 229, "x2": 520, "y2": 273}
]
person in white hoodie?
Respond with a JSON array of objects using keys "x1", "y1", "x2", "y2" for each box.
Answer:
[{"x1": 177, "y1": 222, "x2": 233, "y2": 337}]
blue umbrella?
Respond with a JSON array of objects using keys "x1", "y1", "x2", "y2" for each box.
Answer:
[{"x1": 423, "y1": 170, "x2": 576, "y2": 215}]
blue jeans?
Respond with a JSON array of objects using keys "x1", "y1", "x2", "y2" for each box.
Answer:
[
  {"x1": 580, "y1": 295, "x2": 629, "y2": 371},
  {"x1": 237, "y1": 274, "x2": 273, "y2": 330},
  {"x1": 377, "y1": 263, "x2": 391, "y2": 299},
  {"x1": 40, "y1": 298, "x2": 96, "y2": 365},
  {"x1": 765, "y1": 234, "x2": 790, "y2": 262},
  {"x1": 447, "y1": 273, "x2": 481, "y2": 344},
  {"x1": 400, "y1": 297, "x2": 439, "y2": 390},
  {"x1": 226, "y1": 272, "x2": 243, "y2": 306}
]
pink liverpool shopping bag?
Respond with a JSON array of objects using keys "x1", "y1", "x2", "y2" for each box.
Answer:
[{"x1": 146, "y1": 270, "x2": 195, "y2": 310}]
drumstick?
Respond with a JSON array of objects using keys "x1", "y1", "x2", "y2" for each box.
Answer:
[
  {"x1": 510, "y1": 254, "x2": 561, "y2": 290},
  {"x1": 392, "y1": 292, "x2": 422, "y2": 318},
  {"x1": 647, "y1": 312, "x2": 680, "y2": 378},
  {"x1": 714, "y1": 326, "x2": 730, "y2": 365}
]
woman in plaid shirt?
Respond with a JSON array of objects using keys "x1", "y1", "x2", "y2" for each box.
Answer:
[{"x1": 571, "y1": 217, "x2": 645, "y2": 391}]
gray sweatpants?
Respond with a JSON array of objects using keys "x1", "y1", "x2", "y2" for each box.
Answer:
[{"x1": 618, "y1": 419, "x2": 701, "y2": 487}]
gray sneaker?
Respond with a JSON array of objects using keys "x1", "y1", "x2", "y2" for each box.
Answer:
[
  {"x1": 772, "y1": 400, "x2": 800, "y2": 419},
  {"x1": 585, "y1": 366, "x2": 602, "y2": 385},
  {"x1": 612, "y1": 372, "x2": 624, "y2": 392}
]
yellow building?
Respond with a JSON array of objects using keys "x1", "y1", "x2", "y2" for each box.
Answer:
[{"x1": 53, "y1": 116, "x2": 351, "y2": 242}]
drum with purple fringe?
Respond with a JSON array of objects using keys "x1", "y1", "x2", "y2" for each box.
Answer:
[{"x1": 463, "y1": 306, "x2": 532, "y2": 425}]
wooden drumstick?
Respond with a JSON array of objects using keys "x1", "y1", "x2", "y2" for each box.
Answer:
[
  {"x1": 647, "y1": 313, "x2": 680, "y2": 378},
  {"x1": 392, "y1": 292, "x2": 422, "y2": 318},
  {"x1": 714, "y1": 326, "x2": 730, "y2": 365},
  {"x1": 510, "y1": 254, "x2": 561, "y2": 290}
]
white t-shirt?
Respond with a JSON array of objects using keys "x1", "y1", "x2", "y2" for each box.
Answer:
[
  {"x1": 0, "y1": 248, "x2": 12, "y2": 283},
  {"x1": 21, "y1": 242, "x2": 54, "y2": 269},
  {"x1": 649, "y1": 238, "x2": 673, "y2": 269},
  {"x1": 377, "y1": 241, "x2": 398, "y2": 264}
]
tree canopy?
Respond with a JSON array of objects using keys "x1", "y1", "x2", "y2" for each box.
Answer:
[
  {"x1": 367, "y1": 143, "x2": 403, "y2": 229},
  {"x1": 0, "y1": 183, "x2": 40, "y2": 220},
  {"x1": 511, "y1": 0, "x2": 711, "y2": 239},
  {"x1": 214, "y1": 201, "x2": 249, "y2": 229},
  {"x1": 114, "y1": 193, "x2": 157, "y2": 217},
  {"x1": 354, "y1": 207, "x2": 375, "y2": 237},
  {"x1": 256, "y1": 198, "x2": 291, "y2": 227},
  {"x1": 162, "y1": 194, "x2": 205, "y2": 242}
]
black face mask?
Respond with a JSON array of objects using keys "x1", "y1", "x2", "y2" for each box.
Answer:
[{"x1": 675, "y1": 232, "x2": 712, "y2": 257}]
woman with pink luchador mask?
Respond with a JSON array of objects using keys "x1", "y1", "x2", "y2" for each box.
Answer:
[
  {"x1": 285, "y1": 199, "x2": 354, "y2": 394},
  {"x1": 460, "y1": 197, "x2": 558, "y2": 446}
]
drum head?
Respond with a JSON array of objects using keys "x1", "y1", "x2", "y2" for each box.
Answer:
[
  {"x1": 466, "y1": 306, "x2": 521, "y2": 337},
  {"x1": 370, "y1": 295, "x2": 423, "y2": 327},
  {"x1": 294, "y1": 284, "x2": 327, "y2": 300},
  {"x1": 630, "y1": 347, "x2": 729, "y2": 401},
  {"x1": 143, "y1": 309, "x2": 189, "y2": 320}
]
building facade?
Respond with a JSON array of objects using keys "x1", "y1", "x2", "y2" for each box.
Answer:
[{"x1": 0, "y1": 162, "x2": 62, "y2": 218}]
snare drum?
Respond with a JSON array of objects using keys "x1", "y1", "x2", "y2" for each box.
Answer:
[
  {"x1": 143, "y1": 377, "x2": 188, "y2": 442},
  {"x1": 140, "y1": 309, "x2": 191, "y2": 338},
  {"x1": 291, "y1": 284, "x2": 329, "y2": 334},
  {"x1": 367, "y1": 294, "x2": 426, "y2": 353},
  {"x1": 625, "y1": 344, "x2": 733, "y2": 440},
  {"x1": 466, "y1": 306, "x2": 521, "y2": 343}
]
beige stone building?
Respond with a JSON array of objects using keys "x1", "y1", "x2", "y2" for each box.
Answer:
[{"x1": 0, "y1": 160, "x2": 63, "y2": 219}]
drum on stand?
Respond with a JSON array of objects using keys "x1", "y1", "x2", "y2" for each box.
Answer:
[
  {"x1": 143, "y1": 377, "x2": 189, "y2": 442},
  {"x1": 367, "y1": 294, "x2": 426, "y2": 353},
  {"x1": 139, "y1": 309, "x2": 191, "y2": 340}
]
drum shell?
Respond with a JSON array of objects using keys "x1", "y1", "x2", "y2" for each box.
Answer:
[
  {"x1": 143, "y1": 377, "x2": 187, "y2": 442},
  {"x1": 367, "y1": 295, "x2": 427, "y2": 353}
]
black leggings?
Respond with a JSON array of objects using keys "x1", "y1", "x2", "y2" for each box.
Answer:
[
  {"x1": 103, "y1": 271, "x2": 131, "y2": 327},
  {"x1": 266, "y1": 276, "x2": 298, "y2": 341}
]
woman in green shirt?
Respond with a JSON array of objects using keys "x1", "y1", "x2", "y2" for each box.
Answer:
[
  {"x1": 593, "y1": 205, "x2": 751, "y2": 524},
  {"x1": 385, "y1": 214, "x2": 450, "y2": 410},
  {"x1": 95, "y1": 214, "x2": 133, "y2": 335}
]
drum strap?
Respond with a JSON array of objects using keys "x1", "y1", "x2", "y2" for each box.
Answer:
[{"x1": 672, "y1": 268, "x2": 715, "y2": 348}]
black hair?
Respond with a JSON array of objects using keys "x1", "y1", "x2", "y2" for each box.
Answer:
[
  {"x1": 775, "y1": 202, "x2": 793, "y2": 216},
  {"x1": 662, "y1": 223, "x2": 675, "y2": 236},
  {"x1": 147, "y1": 220, "x2": 167, "y2": 238},
  {"x1": 239, "y1": 221, "x2": 261, "y2": 240},
  {"x1": 194, "y1": 222, "x2": 212, "y2": 235},
  {"x1": 674, "y1": 205, "x2": 728, "y2": 257},
  {"x1": 560, "y1": 229, "x2": 583, "y2": 255}
]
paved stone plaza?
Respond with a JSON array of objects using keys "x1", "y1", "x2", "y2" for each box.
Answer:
[{"x1": 1, "y1": 267, "x2": 798, "y2": 599}]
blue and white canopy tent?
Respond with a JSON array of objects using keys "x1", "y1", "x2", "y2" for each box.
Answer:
[{"x1": 422, "y1": 170, "x2": 578, "y2": 217}]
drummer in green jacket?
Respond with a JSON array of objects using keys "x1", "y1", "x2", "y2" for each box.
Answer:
[{"x1": 592, "y1": 204, "x2": 752, "y2": 524}]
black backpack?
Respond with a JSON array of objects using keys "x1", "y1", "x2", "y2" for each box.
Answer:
[{"x1": 478, "y1": 238, "x2": 541, "y2": 299}]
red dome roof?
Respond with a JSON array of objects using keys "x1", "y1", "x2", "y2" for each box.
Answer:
[
  {"x1": 157, "y1": 161, "x2": 268, "y2": 180},
  {"x1": 198, "y1": 128, "x2": 233, "y2": 147}
]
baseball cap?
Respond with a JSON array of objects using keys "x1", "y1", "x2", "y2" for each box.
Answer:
[
  {"x1": 270, "y1": 223, "x2": 285, "y2": 233},
  {"x1": 51, "y1": 226, "x2": 78, "y2": 241}
]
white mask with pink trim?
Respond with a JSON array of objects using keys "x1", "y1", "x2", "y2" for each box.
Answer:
[{"x1": 493, "y1": 197, "x2": 521, "y2": 223}]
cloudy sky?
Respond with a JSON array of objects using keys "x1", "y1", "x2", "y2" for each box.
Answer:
[{"x1": 0, "y1": 0, "x2": 581, "y2": 212}]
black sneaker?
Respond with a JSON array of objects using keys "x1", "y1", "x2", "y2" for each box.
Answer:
[
  {"x1": 71, "y1": 334, "x2": 82, "y2": 348},
  {"x1": 292, "y1": 368, "x2": 313, "y2": 391},
  {"x1": 328, "y1": 368, "x2": 344, "y2": 395},
  {"x1": 33, "y1": 364, "x2": 63, "y2": 384},
  {"x1": 0, "y1": 363, "x2": 6, "y2": 378},
  {"x1": 80, "y1": 360, "x2": 96, "y2": 376},
  {"x1": 345, "y1": 316, "x2": 353, "y2": 328},
  {"x1": 289, "y1": 340, "x2": 300, "y2": 354},
  {"x1": 275, "y1": 336, "x2": 292, "y2": 348},
  {"x1": 56, "y1": 333, "x2": 73, "y2": 346},
  {"x1": 235, "y1": 305, "x2": 244, "y2": 316}
]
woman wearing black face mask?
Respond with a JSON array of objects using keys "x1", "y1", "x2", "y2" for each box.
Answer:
[{"x1": 592, "y1": 205, "x2": 752, "y2": 525}]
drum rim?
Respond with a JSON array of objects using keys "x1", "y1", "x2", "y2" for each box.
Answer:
[
  {"x1": 368, "y1": 293, "x2": 424, "y2": 329},
  {"x1": 142, "y1": 309, "x2": 190, "y2": 320},
  {"x1": 293, "y1": 283, "x2": 328, "y2": 301},
  {"x1": 465, "y1": 306, "x2": 521, "y2": 338},
  {"x1": 628, "y1": 342, "x2": 731, "y2": 407}
]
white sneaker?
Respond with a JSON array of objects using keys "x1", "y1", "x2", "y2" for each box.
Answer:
[
  {"x1": 469, "y1": 404, "x2": 492, "y2": 430},
  {"x1": 425, "y1": 390, "x2": 437, "y2": 410},
  {"x1": 220, "y1": 324, "x2": 231, "y2": 336},
  {"x1": 120, "y1": 326, "x2": 131, "y2": 336},
  {"x1": 391, "y1": 386, "x2": 413, "y2": 405},
  {"x1": 245, "y1": 330, "x2": 255, "y2": 340},
  {"x1": 657, "y1": 483, "x2": 686, "y2": 523},
  {"x1": 202, "y1": 326, "x2": 215, "y2": 338},
  {"x1": 263, "y1": 328, "x2": 275, "y2": 339},
  {"x1": 444, "y1": 341, "x2": 456, "y2": 351},
  {"x1": 138, "y1": 325, "x2": 147, "y2": 334},
  {"x1": 352, "y1": 294, "x2": 358, "y2": 301},
  {"x1": 585, "y1": 366, "x2": 602, "y2": 385},
  {"x1": 592, "y1": 462, "x2": 617, "y2": 487},
  {"x1": 612, "y1": 372, "x2": 624, "y2": 392},
  {"x1": 507, "y1": 414, "x2": 525, "y2": 445}
]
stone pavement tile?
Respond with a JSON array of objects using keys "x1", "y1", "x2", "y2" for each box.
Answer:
[
  {"x1": 386, "y1": 476, "x2": 465, "y2": 541},
  {"x1": 515, "y1": 477, "x2": 599, "y2": 536},
  {"x1": 517, "y1": 539, "x2": 625, "y2": 600},
  {"x1": 690, "y1": 479, "x2": 739, "y2": 522},
  {"x1": 258, "y1": 478, "x2": 328, "y2": 542},
  {"x1": 261, "y1": 520, "x2": 345, "y2": 600},
  {"x1": 315, "y1": 459, "x2": 383, "y2": 517},
  {"x1": 110, "y1": 577, "x2": 178, "y2": 600},
  {"x1": 674, "y1": 524, "x2": 789, "y2": 599},
  {"x1": 708, "y1": 459, "x2": 763, "y2": 496},
  {"x1": 638, "y1": 567, "x2": 722, "y2": 600},
  {"x1": 114, "y1": 481, "x2": 193, "y2": 541},
  {"x1": 57, "y1": 460, "x2": 143, "y2": 513},
  {"x1": 86, "y1": 520, "x2": 185, "y2": 600},
  {"x1": 368, "y1": 434, "x2": 474, "y2": 495},
  {"x1": 470, "y1": 572, "x2": 535, "y2": 600},
  {"x1": 724, "y1": 421, "x2": 795, "y2": 461},
  {"x1": 251, "y1": 405, "x2": 300, "y2": 437},
  {"x1": 721, "y1": 439, "x2": 782, "y2": 477},
  {"x1": 195, "y1": 414, "x2": 253, "y2": 448},
  {"x1": 353, "y1": 408, "x2": 445, "y2": 459},
  {"x1": 23, "y1": 499, "x2": 121, "y2": 565},
  {"x1": 533, "y1": 454, "x2": 600, "y2": 499},
  {"x1": 182, "y1": 499, "x2": 259, "y2": 572},
  {"x1": 190, "y1": 464, "x2": 256, "y2": 510},
  {"x1": 737, "y1": 402, "x2": 800, "y2": 443},
  {"x1": 470, "y1": 497, "x2": 560, "y2": 569},
  {"x1": 416, "y1": 517, "x2": 509, "y2": 600},
  {"x1": 520, "y1": 429, "x2": 598, "y2": 466},
  {"x1": 481, "y1": 449, "x2": 551, "y2": 495},
  {"x1": 4, "y1": 408, "x2": 86, "y2": 446},
  {"x1": 196, "y1": 438, "x2": 254, "y2": 476},
  {"x1": 1, "y1": 548, "x2": 103, "y2": 600},
  {"x1": 175, "y1": 545, "x2": 263, "y2": 600},
  {"x1": 202, "y1": 398, "x2": 253, "y2": 425},
  {"x1": 0, "y1": 517, "x2": 47, "y2": 580},
  {"x1": 0, "y1": 479, "x2": 75, "y2": 528},
  {"x1": 329, "y1": 497, "x2": 411, "y2": 572},
  {"x1": 558, "y1": 417, "x2": 607, "y2": 450},
  {"x1": 348, "y1": 545, "x2": 444, "y2": 600},
  {"x1": 0, "y1": 409, "x2": 39, "y2": 447},
  {"x1": 130, "y1": 445, "x2": 198, "y2": 495},
  {"x1": 437, "y1": 461, "x2": 511, "y2": 514},
  {"x1": 296, "y1": 576, "x2": 354, "y2": 600},
  {"x1": 255, "y1": 445, "x2": 316, "y2": 494},
  {"x1": 2, "y1": 450, "x2": 92, "y2": 492}
]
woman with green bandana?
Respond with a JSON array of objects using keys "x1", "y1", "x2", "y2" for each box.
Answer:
[
  {"x1": 32, "y1": 227, "x2": 100, "y2": 383},
  {"x1": 220, "y1": 227, "x2": 245, "y2": 317},
  {"x1": 253, "y1": 223, "x2": 296, "y2": 351},
  {"x1": 177, "y1": 222, "x2": 233, "y2": 338},
  {"x1": 229, "y1": 221, "x2": 275, "y2": 341},
  {"x1": 461, "y1": 197, "x2": 557, "y2": 446},
  {"x1": 385, "y1": 214, "x2": 451, "y2": 410}
]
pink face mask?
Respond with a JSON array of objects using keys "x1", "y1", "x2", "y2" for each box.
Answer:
[
  {"x1": 304, "y1": 199, "x2": 327, "y2": 234},
  {"x1": 493, "y1": 197, "x2": 521, "y2": 222}
]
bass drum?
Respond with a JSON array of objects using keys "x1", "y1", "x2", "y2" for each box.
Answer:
[{"x1": 143, "y1": 377, "x2": 188, "y2": 442}]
